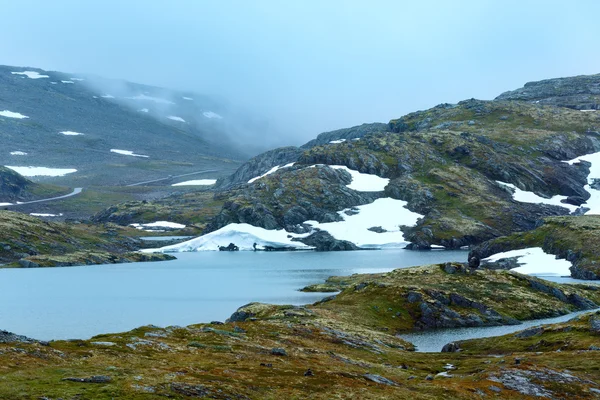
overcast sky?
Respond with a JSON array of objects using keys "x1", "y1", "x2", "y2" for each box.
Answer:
[{"x1": 2, "y1": 0, "x2": 600, "y2": 144}]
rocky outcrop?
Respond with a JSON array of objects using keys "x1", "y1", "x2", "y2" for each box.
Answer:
[
  {"x1": 0, "y1": 167, "x2": 31, "y2": 203},
  {"x1": 495, "y1": 73, "x2": 600, "y2": 110},
  {"x1": 300, "y1": 123, "x2": 389, "y2": 149},
  {"x1": 17, "y1": 251, "x2": 175, "y2": 268},
  {"x1": 295, "y1": 230, "x2": 359, "y2": 251}
]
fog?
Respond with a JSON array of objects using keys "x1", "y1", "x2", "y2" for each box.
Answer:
[{"x1": 2, "y1": 0, "x2": 600, "y2": 147}]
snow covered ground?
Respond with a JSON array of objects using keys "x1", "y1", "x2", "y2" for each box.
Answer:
[
  {"x1": 330, "y1": 165, "x2": 389, "y2": 191},
  {"x1": 110, "y1": 149, "x2": 149, "y2": 158},
  {"x1": 172, "y1": 179, "x2": 217, "y2": 186},
  {"x1": 167, "y1": 116, "x2": 186, "y2": 122},
  {"x1": 127, "y1": 94, "x2": 174, "y2": 104},
  {"x1": 565, "y1": 151, "x2": 600, "y2": 214},
  {"x1": 203, "y1": 111, "x2": 223, "y2": 119},
  {"x1": 10, "y1": 151, "x2": 27, "y2": 156},
  {"x1": 304, "y1": 198, "x2": 422, "y2": 248},
  {"x1": 0, "y1": 110, "x2": 29, "y2": 119},
  {"x1": 11, "y1": 71, "x2": 49, "y2": 79},
  {"x1": 483, "y1": 247, "x2": 572, "y2": 277},
  {"x1": 5, "y1": 166, "x2": 77, "y2": 177},
  {"x1": 248, "y1": 163, "x2": 295, "y2": 183},
  {"x1": 496, "y1": 181, "x2": 578, "y2": 212},
  {"x1": 142, "y1": 223, "x2": 312, "y2": 252},
  {"x1": 60, "y1": 131, "x2": 84, "y2": 136},
  {"x1": 130, "y1": 221, "x2": 186, "y2": 231}
]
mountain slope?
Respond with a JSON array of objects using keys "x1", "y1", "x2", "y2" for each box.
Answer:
[{"x1": 0, "y1": 65, "x2": 251, "y2": 187}]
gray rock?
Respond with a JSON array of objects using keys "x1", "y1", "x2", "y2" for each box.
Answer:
[
  {"x1": 271, "y1": 347, "x2": 288, "y2": 356},
  {"x1": 62, "y1": 375, "x2": 112, "y2": 384},
  {"x1": 364, "y1": 374, "x2": 398, "y2": 386}
]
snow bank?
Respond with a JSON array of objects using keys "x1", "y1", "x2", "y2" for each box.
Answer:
[
  {"x1": 10, "y1": 151, "x2": 27, "y2": 156},
  {"x1": 127, "y1": 94, "x2": 174, "y2": 104},
  {"x1": 110, "y1": 149, "x2": 149, "y2": 158},
  {"x1": 483, "y1": 247, "x2": 571, "y2": 277},
  {"x1": 248, "y1": 163, "x2": 295, "y2": 183},
  {"x1": 5, "y1": 166, "x2": 77, "y2": 177},
  {"x1": 330, "y1": 165, "x2": 389, "y2": 191},
  {"x1": 304, "y1": 197, "x2": 422, "y2": 248},
  {"x1": 60, "y1": 131, "x2": 84, "y2": 136},
  {"x1": 203, "y1": 111, "x2": 223, "y2": 119},
  {"x1": 143, "y1": 223, "x2": 313, "y2": 252},
  {"x1": 566, "y1": 151, "x2": 600, "y2": 214},
  {"x1": 0, "y1": 110, "x2": 29, "y2": 119},
  {"x1": 172, "y1": 179, "x2": 217, "y2": 186},
  {"x1": 167, "y1": 116, "x2": 186, "y2": 122},
  {"x1": 130, "y1": 221, "x2": 186, "y2": 231},
  {"x1": 11, "y1": 71, "x2": 49, "y2": 79},
  {"x1": 496, "y1": 181, "x2": 577, "y2": 212}
]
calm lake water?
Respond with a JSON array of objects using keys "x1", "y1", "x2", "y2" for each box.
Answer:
[{"x1": 0, "y1": 249, "x2": 467, "y2": 341}]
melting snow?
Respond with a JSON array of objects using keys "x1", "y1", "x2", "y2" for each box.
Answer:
[
  {"x1": 143, "y1": 223, "x2": 312, "y2": 252},
  {"x1": 248, "y1": 163, "x2": 295, "y2": 183},
  {"x1": 101, "y1": 94, "x2": 115, "y2": 99},
  {"x1": 10, "y1": 151, "x2": 27, "y2": 155},
  {"x1": 130, "y1": 221, "x2": 186, "y2": 231},
  {"x1": 182, "y1": 97, "x2": 193, "y2": 100},
  {"x1": 483, "y1": 247, "x2": 572, "y2": 277},
  {"x1": 60, "y1": 131, "x2": 84, "y2": 136},
  {"x1": 110, "y1": 149, "x2": 149, "y2": 158},
  {"x1": 0, "y1": 110, "x2": 29, "y2": 119},
  {"x1": 330, "y1": 165, "x2": 389, "y2": 191},
  {"x1": 127, "y1": 94, "x2": 174, "y2": 104},
  {"x1": 203, "y1": 111, "x2": 223, "y2": 119},
  {"x1": 5, "y1": 166, "x2": 77, "y2": 177},
  {"x1": 304, "y1": 197, "x2": 422, "y2": 248},
  {"x1": 496, "y1": 181, "x2": 577, "y2": 212},
  {"x1": 167, "y1": 116, "x2": 186, "y2": 122},
  {"x1": 11, "y1": 71, "x2": 49, "y2": 79},
  {"x1": 61, "y1": 80, "x2": 74, "y2": 84},
  {"x1": 565, "y1": 152, "x2": 600, "y2": 214},
  {"x1": 172, "y1": 179, "x2": 217, "y2": 186}
]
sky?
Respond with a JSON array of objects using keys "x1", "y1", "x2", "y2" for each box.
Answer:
[{"x1": 1, "y1": 0, "x2": 600, "y2": 145}]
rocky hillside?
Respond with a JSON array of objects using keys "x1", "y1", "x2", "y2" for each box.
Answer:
[
  {"x1": 496, "y1": 73, "x2": 600, "y2": 110},
  {"x1": 0, "y1": 210, "x2": 172, "y2": 267},
  {"x1": 0, "y1": 166, "x2": 72, "y2": 204},
  {"x1": 471, "y1": 215, "x2": 600, "y2": 280},
  {"x1": 1, "y1": 263, "x2": 599, "y2": 399},
  {"x1": 0, "y1": 65, "x2": 251, "y2": 187}
]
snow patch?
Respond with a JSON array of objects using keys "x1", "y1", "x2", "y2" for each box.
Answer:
[
  {"x1": 329, "y1": 139, "x2": 346, "y2": 144},
  {"x1": 330, "y1": 165, "x2": 389, "y2": 192},
  {"x1": 110, "y1": 149, "x2": 149, "y2": 158},
  {"x1": 248, "y1": 163, "x2": 295, "y2": 183},
  {"x1": 60, "y1": 131, "x2": 84, "y2": 136},
  {"x1": 11, "y1": 71, "x2": 49, "y2": 79},
  {"x1": 139, "y1": 108, "x2": 149, "y2": 113},
  {"x1": 172, "y1": 179, "x2": 217, "y2": 186},
  {"x1": 70, "y1": 78, "x2": 84, "y2": 81},
  {"x1": 143, "y1": 223, "x2": 312, "y2": 252},
  {"x1": 5, "y1": 166, "x2": 77, "y2": 177},
  {"x1": 565, "y1": 152, "x2": 600, "y2": 214},
  {"x1": 203, "y1": 111, "x2": 223, "y2": 119},
  {"x1": 127, "y1": 94, "x2": 174, "y2": 104},
  {"x1": 0, "y1": 110, "x2": 29, "y2": 119},
  {"x1": 101, "y1": 94, "x2": 115, "y2": 99},
  {"x1": 496, "y1": 181, "x2": 577, "y2": 212},
  {"x1": 182, "y1": 97, "x2": 194, "y2": 101},
  {"x1": 130, "y1": 221, "x2": 186, "y2": 231},
  {"x1": 483, "y1": 247, "x2": 572, "y2": 277},
  {"x1": 61, "y1": 80, "x2": 74, "y2": 84},
  {"x1": 30, "y1": 213, "x2": 62, "y2": 217},
  {"x1": 167, "y1": 116, "x2": 186, "y2": 122},
  {"x1": 50, "y1": 82, "x2": 58, "y2": 84},
  {"x1": 304, "y1": 197, "x2": 422, "y2": 248},
  {"x1": 10, "y1": 151, "x2": 27, "y2": 156}
]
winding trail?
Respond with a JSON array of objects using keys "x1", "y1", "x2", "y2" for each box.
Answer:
[
  {"x1": 125, "y1": 169, "x2": 219, "y2": 187},
  {"x1": 4, "y1": 188, "x2": 83, "y2": 207}
]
